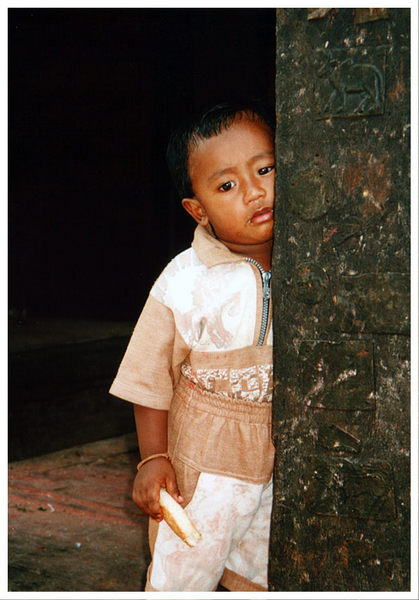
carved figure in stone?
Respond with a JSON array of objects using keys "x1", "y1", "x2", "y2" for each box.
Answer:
[{"x1": 317, "y1": 50, "x2": 384, "y2": 115}]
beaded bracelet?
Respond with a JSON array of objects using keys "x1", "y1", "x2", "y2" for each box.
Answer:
[{"x1": 136, "y1": 452, "x2": 171, "y2": 472}]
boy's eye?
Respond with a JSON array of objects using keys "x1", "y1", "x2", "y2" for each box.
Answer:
[
  {"x1": 219, "y1": 181, "x2": 235, "y2": 192},
  {"x1": 258, "y1": 166, "x2": 275, "y2": 176}
]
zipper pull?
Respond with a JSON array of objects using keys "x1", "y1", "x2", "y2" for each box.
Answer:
[{"x1": 262, "y1": 271, "x2": 272, "y2": 300}]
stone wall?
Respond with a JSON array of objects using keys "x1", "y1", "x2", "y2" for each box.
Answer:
[{"x1": 270, "y1": 8, "x2": 410, "y2": 591}]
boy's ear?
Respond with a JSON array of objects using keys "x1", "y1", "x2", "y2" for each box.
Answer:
[{"x1": 181, "y1": 198, "x2": 208, "y2": 226}]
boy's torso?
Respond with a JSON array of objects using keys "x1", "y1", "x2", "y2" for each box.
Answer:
[
  {"x1": 155, "y1": 226, "x2": 275, "y2": 483},
  {"x1": 151, "y1": 225, "x2": 273, "y2": 403}
]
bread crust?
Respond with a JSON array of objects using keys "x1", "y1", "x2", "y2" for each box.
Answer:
[{"x1": 159, "y1": 488, "x2": 202, "y2": 547}]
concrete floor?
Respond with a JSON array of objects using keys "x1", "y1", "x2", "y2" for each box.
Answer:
[{"x1": 8, "y1": 432, "x2": 150, "y2": 592}]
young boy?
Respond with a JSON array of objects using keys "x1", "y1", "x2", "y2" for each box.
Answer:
[{"x1": 109, "y1": 101, "x2": 276, "y2": 591}]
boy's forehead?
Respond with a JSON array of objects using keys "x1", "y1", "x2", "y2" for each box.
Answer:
[{"x1": 188, "y1": 116, "x2": 273, "y2": 162}]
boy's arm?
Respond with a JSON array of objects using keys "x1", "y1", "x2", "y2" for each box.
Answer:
[
  {"x1": 134, "y1": 404, "x2": 168, "y2": 457},
  {"x1": 132, "y1": 405, "x2": 184, "y2": 521}
]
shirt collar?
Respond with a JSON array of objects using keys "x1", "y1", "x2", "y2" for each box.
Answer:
[{"x1": 191, "y1": 225, "x2": 244, "y2": 268}]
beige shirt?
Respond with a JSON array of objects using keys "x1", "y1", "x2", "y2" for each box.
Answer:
[{"x1": 109, "y1": 225, "x2": 273, "y2": 411}]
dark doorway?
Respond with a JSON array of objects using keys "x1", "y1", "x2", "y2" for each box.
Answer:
[
  {"x1": 9, "y1": 8, "x2": 275, "y2": 321},
  {"x1": 9, "y1": 8, "x2": 276, "y2": 459}
]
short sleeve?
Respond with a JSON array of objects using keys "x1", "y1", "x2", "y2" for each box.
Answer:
[{"x1": 109, "y1": 295, "x2": 189, "y2": 410}]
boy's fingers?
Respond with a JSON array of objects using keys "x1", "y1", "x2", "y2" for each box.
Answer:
[
  {"x1": 143, "y1": 499, "x2": 163, "y2": 521},
  {"x1": 132, "y1": 464, "x2": 183, "y2": 518},
  {"x1": 133, "y1": 480, "x2": 162, "y2": 519},
  {"x1": 165, "y1": 479, "x2": 184, "y2": 504},
  {"x1": 146, "y1": 485, "x2": 164, "y2": 517},
  {"x1": 149, "y1": 501, "x2": 163, "y2": 518}
]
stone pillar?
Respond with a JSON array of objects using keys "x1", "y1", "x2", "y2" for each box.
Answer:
[{"x1": 270, "y1": 8, "x2": 410, "y2": 591}]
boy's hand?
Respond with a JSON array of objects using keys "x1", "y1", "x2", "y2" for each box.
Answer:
[{"x1": 132, "y1": 457, "x2": 184, "y2": 521}]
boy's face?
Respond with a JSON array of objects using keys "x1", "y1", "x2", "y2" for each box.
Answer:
[{"x1": 182, "y1": 116, "x2": 275, "y2": 256}]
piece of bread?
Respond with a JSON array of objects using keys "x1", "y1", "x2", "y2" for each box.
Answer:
[{"x1": 159, "y1": 488, "x2": 202, "y2": 547}]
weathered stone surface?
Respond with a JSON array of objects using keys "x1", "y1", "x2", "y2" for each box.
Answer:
[
  {"x1": 299, "y1": 340, "x2": 374, "y2": 410},
  {"x1": 270, "y1": 8, "x2": 410, "y2": 591},
  {"x1": 304, "y1": 457, "x2": 397, "y2": 520},
  {"x1": 288, "y1": 165, "x2": 336, "y2": 220},
  {"x1": 334, "y1": 272, "x2": 410, "y2": 334}
]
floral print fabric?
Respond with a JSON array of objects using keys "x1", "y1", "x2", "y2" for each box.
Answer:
[{"x1": 149, "y1": 472, "x2": 272, "y2": 591}]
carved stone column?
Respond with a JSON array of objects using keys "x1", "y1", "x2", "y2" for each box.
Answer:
[{"x1": 270, "y1": 8, "x2": 410, "y2": 591}]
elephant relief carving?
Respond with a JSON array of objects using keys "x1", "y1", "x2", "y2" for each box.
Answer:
[{"x1": 316, "y1": 49, "x2": 385, "y2": 117}]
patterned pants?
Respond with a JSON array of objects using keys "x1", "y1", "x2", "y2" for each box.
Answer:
[{"x1": 146, "y1": 472, "x2": 272, "y2": 591}]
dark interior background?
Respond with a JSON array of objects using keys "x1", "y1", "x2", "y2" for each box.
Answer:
[
  {"x1": 9, "y1": 8, "x2": 275, "y2": 459},
  {"x1": 10, "y1": 8, "x2": 275, "y2": 322}
]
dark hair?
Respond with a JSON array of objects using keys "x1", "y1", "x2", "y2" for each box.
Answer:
[{"x1": 166, "y1": 100, "x2": 275, "y2": 199}]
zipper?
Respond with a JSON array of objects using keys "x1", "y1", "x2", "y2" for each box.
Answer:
[{"x1": 245, "y1": 257, "x2": 272, "y2": 346}]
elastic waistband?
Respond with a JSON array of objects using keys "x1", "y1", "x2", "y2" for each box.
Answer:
[{"x1": 175, "y1": 375, "x2": 271, "y2": 424}]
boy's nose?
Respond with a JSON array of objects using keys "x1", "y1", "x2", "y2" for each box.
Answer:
[{"x1": 243, "y1": 176, "x2": 265, "y2": 204}]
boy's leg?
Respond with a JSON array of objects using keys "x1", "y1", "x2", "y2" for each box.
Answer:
[
  {"x1": 222, "y1": 478, "x2": 272, "y2": 589},
  {"x1": 148, "y1": 472, "x2": 267, "y2": 592}
]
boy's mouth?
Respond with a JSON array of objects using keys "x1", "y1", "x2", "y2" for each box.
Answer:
[{"x1": 250, "y1": 207, "x2": 273, "y2": 224}]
